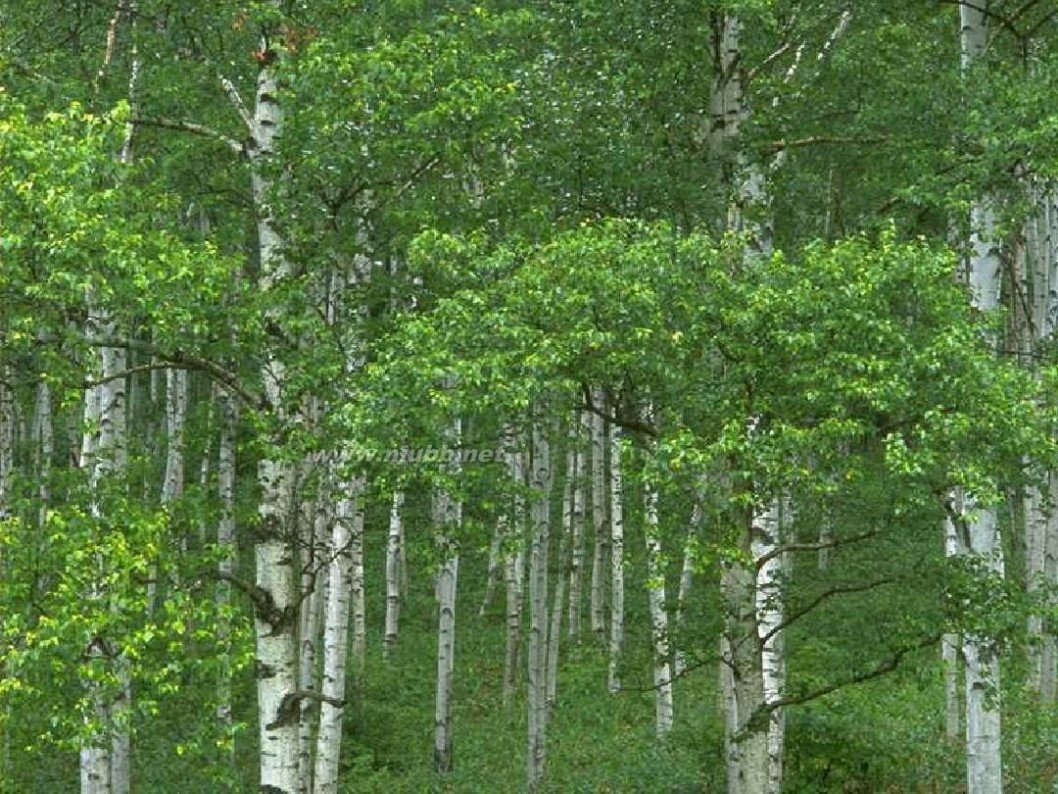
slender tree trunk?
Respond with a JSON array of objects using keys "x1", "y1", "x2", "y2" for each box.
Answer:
[
  {"x1": 643, "y1": 449, "x2": 674, "y2": 737},
  {"x1": 313, "y1": 469, "x2": 365, "y2": 794},
  {"x1": 674, "y1": 497, "x2": 701, "y2": 678},
  {"x1": 481, "y1": 519, "x2": 505, "y2": 617},
  {"x1": 433, "y1": 498, "x2": 461, "y2": 772},
  {"x1": 608, "y1": 426, "x2": 624, "y2": 695},
  {"x1": 384, "y1": 491, "x2": 405, "y2": 659},
  {"x1": 589, "y1": 393, "x2": 608, "y2": 640},
  {"x1": 526, "y1": 422, "x2": 551, "y2": 788},
  {"x1": 0, "y1": 371, "x2": 13, "y2": 519},
  {"x1": 1042, "y1": 469, "x2": 1058, "y2": 704},
  {"x1": 547, "y1": 449, "x2": 577, "y2": 707},
  {"x1": 503, "y1": 447, "x2": 527, "y2": 705},
  {"x1": 755, "y1": 500, "x2": 785, "y2": 792},
  {"x1": 216, "y1": 385, "x2": 237, "y2": 766},
  {"x1": 434, "y1": 414, "x2": 462, "y2": 774},
  {"x1": 943, "y1": 513, "x2": 962, "y2": 741},
  {"x1": 296, "y1": 458, "x2": 324, "y2": 794},
  {"x1": 149, "y1": 368, "x2": 188, "y2": 613},
  {"x1": 567, "y1": 412, "x2": 588, "y2": 639}
]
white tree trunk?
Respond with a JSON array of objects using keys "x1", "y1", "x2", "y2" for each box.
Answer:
[
  {"x1": 80, "y1": 304, "x2": 129, "y2": 794},
  {"x1": 434, "y1": 414, "x2": 462, "y2": 774},
  {"x1": 433, "y1": 486, "x2": 461, "y2": 773},
  {"x1": 943, "y1": 513, "x2": 962, "y2": 741},
  {"x1": 608, "y1": 426, "x2": 624, "y2": 695},
  {"x1": 526, "y1": 422, "x2": 551, "y2": 788},
  {"x1": 567, "y1": 412, "x2": 588, "y2": 639},
  {"x1": 674, "y1": 498, "x2": 701, "y2": 678},
  {"x1": 643, "y1": 455, "x2": 674, "y2": 737},
  {"x1": 958, "y1": 7, "x2": 1004, "y2": 792},
  {"x1": 1042, "y1": 469, "x2": 1058, "y2": 704},
  {"x1": 754, "y1": 500, "x2": 785, "y2": 793},
  {"x1": 249, "y1": 22, "x2": 301, "y2": 788},
  {"x1": 313, "y1": 470, "x2": 365, "y2": 794},
  {"x1": 296, "y1": 459, "x2": 325, "y2": 794},
  {"x1": 547, "y1": 449, "x2": 577, "y2": 706},
  {"x1": 503, "y1": 447, "x2": 527, "y2": 705},
  {"x1": 384, "y1": 490, "x2": 405, "y2": 659},
  {"x1": 216, "y1": 386, "x2": 237, "y2": 757},
  {"x1": 0, "y1": 371, "x2": 13, "y2": 520},
  {"x1": 589, "y1": 395, "x2": 608, "y2": 640}
]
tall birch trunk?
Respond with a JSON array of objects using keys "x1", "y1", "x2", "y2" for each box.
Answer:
[
  {"x1": 608, "y1": 425, "x2": 624, "y2": 695},
  {"x1": 216, "y1": 385, "x2": 237, "y2": 760},
  {"x1": 547, "y1": 448, "x2": 577, "y2": 706},
  {"x1": 80, "y1": 310, "x2": 129, "y2": 794},
  {"x1": 643, "y1": 450, "x2": 674, "y2": 737},
  {"x1": 313, "y1": 470, "x2": 366, "y2": 794},
  {"x1": 434, "y1": 416, "x2": 462, "y2": 774},
  {"x1": 296, "y1": 458, "x2": 324, "y2": 794},
  {"x1": 526, "y1": 422, "x2": 551, "y2": 788},
  {"x1": 567, "y1": 412, "x2": 588, "y2": 639},
  {"x1": 384, "y1": 491, "x2": 405, "y2": 659},
  {"x1": 247, "y1": 15, "x2": 300, "y2": 789},
  {"x1": 674, "y1": 497, "x2": 702, "y2": 678},
  {"x1": 503, "y1": 447, "x2": 527, "y2": 705},
  {"x1": 710, "y1": 8, "x2": 787, "y2": 791},
  {"x1": 589, "y1": 395, "x2": 609, "y2": 640},
  {"x1": 958, "y1": 6, "x2": 1005, "y2": 791},
  {"x1": 943, "y1": 513, "x2": 962, "y2": 741}
]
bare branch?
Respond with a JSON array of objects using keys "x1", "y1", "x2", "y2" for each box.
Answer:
[
  {"x1": 220, "y1": 75, "x2": 254, "y2": 132},
  {"x1": 756, "y1": 528, "x2": 880, "y2": 570},
  {"x1": 77, "y1": 335, "x2": 263, "y2": 409},
  {"x1": 131, "y1": 115, "x2": 243, "y2": 154},
  {"x1": 764, "y1": 135, "x2": 889, "y2": 153},
  {"x1": 759, "y1": 577, "x2": 897, "y2": 648},
  {"x1": 749, "y1": 632, "x2": 942, "y2": 723}
]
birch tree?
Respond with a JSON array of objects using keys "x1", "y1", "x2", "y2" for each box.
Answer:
[
  {"x1": 957, "y1": 6, "x2": 1005, "y2": 791},
  {"x1": 526, "y1": 421, "x2": 552, "y2": 788}
]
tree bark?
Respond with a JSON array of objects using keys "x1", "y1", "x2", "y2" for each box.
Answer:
[
  {"x1": 526, "y1": 421, "x2": 551, "y2": 788},
  {"x1": 608, "y1": 426, "x2": 624, "y2": 695},
  {"x1": 958, "y1": 7, "x2": 1005, "y2": 791},
  {"x1": 384, "y1": 490, "x2": 405, "y2": 659},
  {"x1": 643, "y1": 447, "x2": 674, "y2": 737},
  {"x1": 313, "y1": 470, "x2": 365, "y2": 794},
  {"x1": 567, "y1": 412, "x2": 588, "y2": 639},
  {"x1": 589, "y1": 392, "x2": 609, "y2": 640},
  {"x1": 434, "y1": 416, "x2": 462, "y2": 774},
  {"x1": 248, "y1": 16, "x2": 301, "y2": 788}
]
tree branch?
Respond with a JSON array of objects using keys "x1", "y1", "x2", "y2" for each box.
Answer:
[
  {"x1": 220, "y1": 75, "x2": 254, "y2": 132},
  {"x1": 131, "y1": 115, "x2": 243, "y2": 154},
  {"x1": 755, "y1": 527, "x2": 879, "y2": 570},
  {"x1": 759, "y1": 577, "x2": 898, "y2": 648},
  {"x1": 750, "y1": 632, "x2": 942, "y2": 725},
  {"x1": 764, "y1": 135, "x2": 888, "y2": 154}
]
